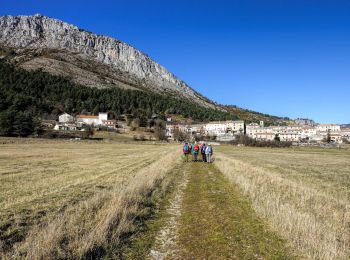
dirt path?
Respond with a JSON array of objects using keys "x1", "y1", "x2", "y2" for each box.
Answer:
[
  {"x1": 148, "y1": 166, "x2": 190, "y2": 259},
  {"x1": 149, "y1": 162, "x2": 294, "y2": 259}
]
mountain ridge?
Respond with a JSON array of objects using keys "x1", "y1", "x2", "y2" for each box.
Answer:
[
  {"x1": 0, "y1": 14, "x2": 218, "y2": 109},
  {"x1": 0, "y1": 14, "x2": 287, "y2": 124}
]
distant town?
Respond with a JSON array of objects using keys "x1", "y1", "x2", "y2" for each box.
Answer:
[
  {"x1": 48, "y1": 112, "x2": 350, "y2": 145},
  {"x1": 166, "y1": 118, "x2": 349, "y2": 144}
]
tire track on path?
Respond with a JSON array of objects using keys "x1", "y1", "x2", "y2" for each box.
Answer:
[{"x1": 148, "y1": 164, "x2": 190, "y2": 260}]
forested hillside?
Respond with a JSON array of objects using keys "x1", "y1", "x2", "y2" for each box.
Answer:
[
  {"x1": 0, "y1": 60, "x2": 234, "y2": 136},
  {"x1": 223, "y1": 105, "x2": 289, "y2": 126}
]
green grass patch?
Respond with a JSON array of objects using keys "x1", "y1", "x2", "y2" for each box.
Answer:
[{"x1": 177, "y1": 162, "x2": 295, "y2": 259}]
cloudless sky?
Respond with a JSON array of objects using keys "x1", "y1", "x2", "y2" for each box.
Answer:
[{"x1": 1, "y1": 0, "x2": 350, "y2": 123}]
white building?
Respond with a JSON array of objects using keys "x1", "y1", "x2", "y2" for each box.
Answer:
[
  {"x1": 76, "y1": 113, "x2": 108, "y2": 126},
  {"x1": 58, "y1": 113, "x2": 74, "y2": 123},
  {"x1": 246, "y1": 123, "x2": 260, "y2": 138},
  {"x1": 316, "y1": 124, "x2": 341, "y2": 132},
  {"x1": 341, "y1": 128, "x2": 350, "y2": 141},
  {"x1": 231, "y1": 120, "x2": 245, "y2": 134},
  {"x1": 189, "y1": 124, "x2": 205, "y2": 134},
  {"x1": 204, "y1": 120, "x2": 245, "y2": 136},
  {"x1": 279, "y1": 132, "x2": 300, "y2": 142},
  {"x1": 166, "y1": 124, "x2": 176, "y2": 139},
  {"x1": 256, "y1": 132, "x2": 274, "y2": 141},
  {"x1": 166, "y1": 124, "x2": 190, "y2": 139},
  {"x1": 300, "y1": 127, "x2": 317, "y2": 140},
  {"x1": 54, "y1": 123, "x2": 77, "y2": 131},
  {"x1": 102, "y1": 120, "x2": 117, "y2": 129},
  {"x1": 310, "y1": 134, "x2": 324, "y2": 143},
  {"x1": 330, "y1": 133, "x2": 343, "y2": 143},
  {"x1": 204, "y1": 121, "x2": 227, "y2": 136}
]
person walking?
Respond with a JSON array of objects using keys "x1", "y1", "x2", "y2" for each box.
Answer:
[
  {"x1": 205, "y1": 144, "x2": 213, "y2": 163},
  {"x1": 182, "y1": 142, "x2": 190, "y2": 162},
  {"x1": 192, "y1": 142, "x2": 200, "y2": 162},
  {"x1": 201, "y1": 143, "x2": 207, "y2": 162}
]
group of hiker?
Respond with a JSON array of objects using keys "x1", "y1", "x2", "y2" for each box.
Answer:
[{"x1": 182, "y1": 142, "x2": 213, "y2": 163}]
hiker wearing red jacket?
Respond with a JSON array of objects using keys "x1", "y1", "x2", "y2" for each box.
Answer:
[{"x1": 192, "y1": 142, "x2": 200, "y2": 162}]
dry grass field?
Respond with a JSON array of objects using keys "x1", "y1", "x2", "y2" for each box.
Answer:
[
  {"x1": 216, "y1": 146, "x2": 350, "y2": 259},
  {"x1": 0, "y1": 138, "x2": 180, "y2": 259},
  {"x1": 1, "y1": 138, "x2": 349, "y2": 259}
]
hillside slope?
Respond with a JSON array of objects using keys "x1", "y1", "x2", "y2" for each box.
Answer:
[
  {"x1": 0, "y1": 14, "x2": 287, "y2": 124},
  {"x1": 0, "y1": 14, "x2": 216, "y2": 109}
]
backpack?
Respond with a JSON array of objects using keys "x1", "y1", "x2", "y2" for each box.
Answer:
[
  {"x1": 201, "y1": 145, "x2": 206, "y2": 153},
  {"x1": 194, "y1": 145, "x2": 199, "y2": 152},
  {"x1": 183, "y1": 144, "x2": 189, "y2": 153}
]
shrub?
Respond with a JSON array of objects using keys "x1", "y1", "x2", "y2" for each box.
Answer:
[
  {"x1": 154, "y1": 127, "x2": 167, "y2": 141},
  {"x1": 81, "y1": 125, "x2": 94, "y2": 139},
  {"x1": 173, "y1": 129, "x2": 190, "y2": 142},
  {"x1": 231, "y1": 134, "x2": 292, "y2": 148},
  {"x1": 342, "y1": 138, "x2": 350, "y2": 144}
]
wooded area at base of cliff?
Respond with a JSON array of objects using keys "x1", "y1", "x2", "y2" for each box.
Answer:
[{"x1": 0, "y1": 60, "x2": 235, "y2": 136}]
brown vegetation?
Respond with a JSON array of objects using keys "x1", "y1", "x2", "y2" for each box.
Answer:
[
  {"x1": 0, "y1": 139, "x2": 180, "y2": 258},
  {"x1": 215, "y1": 146, "x2": 350, "y2": 259}
]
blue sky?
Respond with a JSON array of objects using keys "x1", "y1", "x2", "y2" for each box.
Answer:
[{"x1": 1, "y1": 0, "x2": 349, "y2": 123}]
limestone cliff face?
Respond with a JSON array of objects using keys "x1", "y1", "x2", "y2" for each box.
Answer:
[{"x1": 0, "y1": 14, "x2": 215, "y2": 108}]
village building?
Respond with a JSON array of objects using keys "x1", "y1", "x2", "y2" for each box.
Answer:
[
  {"x1": 166, "y1": 119, "x2": 344, "y2": 144},
  {"x1": 330, "y1": 133, "x2": 343, "y2": 143},
  {"x1": 58, "y1": 113, "x2": 74, "y2": 123},
  {"x1": 204, "y1": 121, "x2": 227, "y2": 136},
  {"x1": 341, "y1": 128, "x2": 350, "y2": 141},
  {"x1": 279, "y1": 132, "x2": 300, "y2": 142},
  {"x1": 165, "y1": 123, "x2": 190, "y2": 139},
  {"x1": 246, "y1": 123, "x2": 260, "y2": 138},
  {"x1": 316, "y1": 124, "x2": 341, "y2": 132},
  {"x1": 300, "y1": 127, "x2": 317, "y2": 140},
  {"x1": 54, "y1": 123, "x2": 77, "y2": 131},
  {"x1": 165, "y1": 124, "x2": 175, "y2": 139},
  {"x1": 102, "y1": 119, "x2": 117, "y2": 129},
  {"x1": 204, "y1": 120, "x2": 245, "y2": 136},
  {"x1": 76, "y1": 113, "x2": 108, "y2": 126},
  {"x1": 231, "y1": 120, "x2": 245, "y2": 134},
  {"x1": 189, "y1": 124, "x2": 205, "y2": 135},
  {"x1": 178, "y1": 124, "x2": 190, "y2": 134},
  {"x1": 255, "y1": 132, "x2": 274, "y2": 141}
]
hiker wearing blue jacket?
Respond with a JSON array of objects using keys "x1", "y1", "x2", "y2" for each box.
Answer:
[{"x1": 205, "y1": 144, "x2": 213, "y2": 163}]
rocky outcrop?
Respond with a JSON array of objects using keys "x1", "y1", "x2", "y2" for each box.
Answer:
[{"x1": 0, "y1": 14, "x2": 215, "y2": 108}]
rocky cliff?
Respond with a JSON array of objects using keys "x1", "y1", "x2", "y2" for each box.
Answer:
[{"x1": 0, "y1": 14, "x2": 216, "y2": 108}]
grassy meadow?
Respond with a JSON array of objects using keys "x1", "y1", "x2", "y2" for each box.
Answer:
[
  {"x1": 0, "y1": 138, "x2": 349, "y2": 259},
  {"x1": 0, "y1": 138, "x2": 180, "y2": 258},
  {"x1": 216, "y1": 146, "x2": 350, "y2": 259}
]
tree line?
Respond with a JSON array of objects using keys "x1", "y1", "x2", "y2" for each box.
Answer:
[{"x1": 0, "y1": 60, "x2": 234, "y2": 136}]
